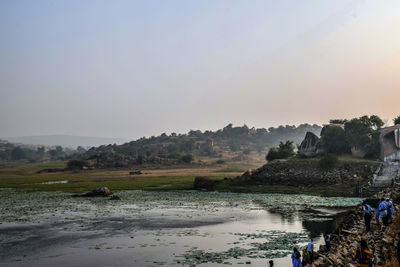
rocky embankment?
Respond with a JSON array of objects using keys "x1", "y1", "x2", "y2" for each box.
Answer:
[
  {"x1": 216, "y1": 159, "x2": 381, "y2": 196},
  {"x1": 243, "y1": 160, "x2": 380, "y2": 186},
  {"x1": 314, "y1": 185, "x2": 400, "y2": 266}
]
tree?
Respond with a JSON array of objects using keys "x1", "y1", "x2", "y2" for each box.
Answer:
[
  {"x1": 321, "y1": 125, "x2": 348, "y2": 154},
  {"x1": 394, "y1": 116, "x2": 400, "y2": 125},
  {"x1": 266, "y1": 141, "x2": 295, "y2": 161},
  {"x1": 329, "y1": 119, "x2": 347, "y2": 124},
  {"x1": 344, "y1": 115, "x2": 383, "y2": 158},
  {"x1": 10, "y1": 147, "x2": 26, "y2": 160}
]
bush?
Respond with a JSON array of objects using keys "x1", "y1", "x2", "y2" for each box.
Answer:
[
  {"x1": 67, "y1": 159, "x2": 85, "y2": 170},
  {"x1": 193, "y1": 176, "x2": 214, "y2": 190},
  {"x1": 215, "y1": 159, "x2": 225, "y2": 164},
  {"x1": 180, "y1": 154, "x2": 194, "y2": 163},
  {"x1": 318, "y1": 154, "x2": 339, "y2": 170},
  {"x1": 266, "y1": 141, "x2": 295, "y2": 161}
]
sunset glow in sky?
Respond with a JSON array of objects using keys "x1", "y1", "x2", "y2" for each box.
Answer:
[{"x1": 1, "y1": 0, "x2": 400, "y2": 139}]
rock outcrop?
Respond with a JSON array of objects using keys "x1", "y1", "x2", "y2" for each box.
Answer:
[{"x1": 299, "y1": 132, "x2": 324, "y2": 157}]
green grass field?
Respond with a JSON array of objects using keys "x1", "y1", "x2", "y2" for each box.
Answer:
[{"x1": 0, "y1": 161, "x2": 236, "y2": 193}]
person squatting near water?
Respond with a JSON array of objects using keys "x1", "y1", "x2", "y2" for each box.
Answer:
[
  {"x1": 352, "y1": 240, "x2": 374, "y2": 267},
  {"x1": 301, "y1": 239, "x2": 314, "y2": 266}
]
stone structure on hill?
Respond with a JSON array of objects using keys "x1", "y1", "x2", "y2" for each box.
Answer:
[
  {"x1": 299, "y1": 124, "x2": 400, "y2": 162},
  {"x1": 298, "y1": 124, "x2": 342, "y2": 157},
  {"x1": 380, "y1": 125, "x2": 400, "y2": 163}
]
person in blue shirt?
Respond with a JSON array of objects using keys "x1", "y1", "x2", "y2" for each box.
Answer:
[
  {"x1": 307, "y1": 239, "x2": 314, "y2": 263},
  {"x1": 374, "y1": 207, "x2": 380, "y2": 225},
  {"x1": 386, "y1": 198, "x2": 394, "y2": 224},
  {"x1": 379, "y1": 198, "x2": 388, "y2": 227},
  {"x1": 268, "y1": 260, "x2": 274, "y2": 267},
  {"x1": 362, "y1": 200, "x2": 373, "y2": 232},
  {"x1": 324, "y1": 233, "x2": 331, "y2": 251},
  {"x1": 291, "y1": 247, "x2": 301, "y2": 267}
]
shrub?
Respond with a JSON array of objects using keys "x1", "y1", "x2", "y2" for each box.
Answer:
[
  {"x1": 193, "y1": 176, "x2": 214, "y2": 190},
  {"x1": 216, "y1": 159, "x2": 225, "y2": 164},
  {"x1": 67, "y1": 159, "x2": 85, "y2": 170},
  {"x1": 318, "y1": 154, "x2": 339, "y2": 170},
  {"x1": 180, "y1": 154, "x2": 194, "y2": 163},
  {"x1": 266, "y1": 141, "x2": 295, "y2": 161}
]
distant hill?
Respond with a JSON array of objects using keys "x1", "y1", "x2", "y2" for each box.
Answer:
[
  {"x1": 79, "y1": 123, "x2": 322, "y2": 168},
  {"x1": 2, "y1": 135, "x2": 128, "y2": 148}
]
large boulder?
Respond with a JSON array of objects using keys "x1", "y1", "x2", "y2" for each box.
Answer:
[{"x1": 299, "y1": 132, "x2": 324, "y2": 157}]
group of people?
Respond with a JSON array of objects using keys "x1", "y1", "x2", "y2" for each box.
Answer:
[
  {"x1": 289, "y1": 240, "x2": 315, "y2": 267},
  {"x1": 363, "y1": 197, "x2": 394, "y2": 232},
  {"x1": 267, "y1": 197, "x2": 394, "y2": 267},
  {"x1": 266, "y1": 240, "x2": 315, "y2": 267}
]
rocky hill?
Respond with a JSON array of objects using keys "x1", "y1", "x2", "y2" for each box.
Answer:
[{"x1": 75, "y1": 123, "x2": 322, "y2": 168}]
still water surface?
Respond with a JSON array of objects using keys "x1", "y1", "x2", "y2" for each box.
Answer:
[{"x1": 0, "y1": 190, "x2": 361, "y2": 266}]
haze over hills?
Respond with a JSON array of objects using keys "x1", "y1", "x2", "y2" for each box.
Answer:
[{"x1": 2, "y1": 135, "x2": 128, "y2": 148}]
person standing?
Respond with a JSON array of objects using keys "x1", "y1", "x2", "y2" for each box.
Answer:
[
  {"x1": 386, "y1": 198, "x2": 394, "y2": 224},
  {"x1": 362, "y1": 200, "x2": 373, "y2": 232},
  {"x1": 379, "y1": 198, "x2": 388, "y2": 228},
  {"x1": 307, "y1": 239, "x2": 314, "y2": 263},
  {"x1": 352, "y1": 240, "x2": 374, "y2": 267},
  {"x1": 291, "y1": 247, "x2": 301, "y2": 267},
  {"x1": 374, "y1": 207, "x2": 380, "y2": 225},
  {"x1": 324, "y1": 233, "x2": 331, "y2": 251},
  {"x1": 268, "y1": 260, "x2": 274, "y2": 267}
]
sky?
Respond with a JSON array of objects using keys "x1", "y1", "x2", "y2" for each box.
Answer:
[{"x1": 1, "y1": 0, "x2": 400, "y2": 140}]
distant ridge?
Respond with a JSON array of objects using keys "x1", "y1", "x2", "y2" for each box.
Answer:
[{"x1": 2, "y1": 135, "x2": 128, "y2": 148}]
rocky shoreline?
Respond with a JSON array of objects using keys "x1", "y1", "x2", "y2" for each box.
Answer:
[
  {"x1": 216, "y1": 158, "x2": 381, "y2": 197},
  {"x1": 314, "y1": 185, "x2": 400, "y2": 266}
]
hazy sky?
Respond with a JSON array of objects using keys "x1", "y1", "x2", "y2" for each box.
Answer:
[{"x1": 1, "y1": 0, "x2": 400, "y2": 140}]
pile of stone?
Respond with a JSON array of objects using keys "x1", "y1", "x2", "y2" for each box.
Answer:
[
  {"x1": 314, "y1": 187, "x2": 400, "y2": 266},
  {"x1": 238, "y1": 160, "x2": 379, "y2": 187}
]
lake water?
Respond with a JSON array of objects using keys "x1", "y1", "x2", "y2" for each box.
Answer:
[{"x1": 0, "y1": 189, "x2": 361, "y2": 267}]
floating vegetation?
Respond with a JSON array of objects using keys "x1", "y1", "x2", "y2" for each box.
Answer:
[{"x1": 177, "y1": 231, "x2": 309, "y2": 266}]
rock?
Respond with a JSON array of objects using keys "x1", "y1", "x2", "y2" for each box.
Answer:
[
  {"x1": 129, "y1": 170, "x2": 142, "y2": 175},
  {"x1": 72, "y1": 187, "x2": 113, "y2": 197},
  {"x1": 109, "y1": 195, "x2": 121, "y2": 200},
  {"x1": 299, "y1": 132, "x2": 324, "y2": 157},
  {"x1": 194, "y1": 176, "x2": 214, "y2": 191}
]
